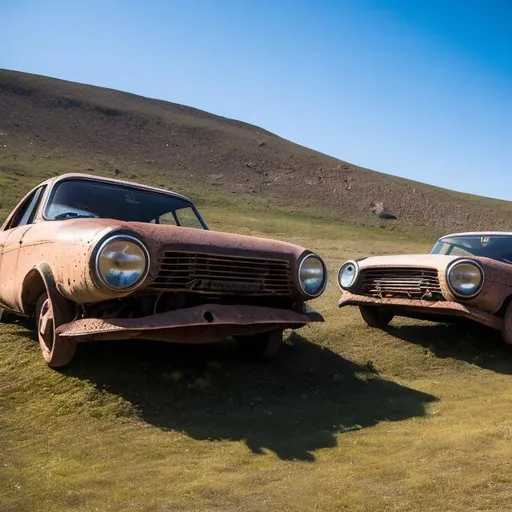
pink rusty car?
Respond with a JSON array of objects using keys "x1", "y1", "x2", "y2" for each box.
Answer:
[
  {"x1": 0, "y1": 173, "x2": 327, "y2": 367},
  {"x1": 338, "y1": 232, "x2": 512, "y2": 343}
]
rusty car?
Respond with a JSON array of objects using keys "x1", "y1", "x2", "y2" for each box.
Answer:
[
  {"x1": 0, "y1": 173, "x2": 327, "y2": 367},
  {"x1": 337, "y1": 232, "x2": 512, "y2": 343}
]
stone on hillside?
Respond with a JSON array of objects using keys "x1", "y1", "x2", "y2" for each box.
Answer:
[{"x1": 370, "y1": 201, "x2": 397, "y2": 220}]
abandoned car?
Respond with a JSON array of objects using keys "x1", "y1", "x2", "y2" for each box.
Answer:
[
  {"x1": 338, "y1": 232, "x2": 512, "y2": 343},
  {"x1": 0, "y1": 173, "x2": 327, "y2": 367}
]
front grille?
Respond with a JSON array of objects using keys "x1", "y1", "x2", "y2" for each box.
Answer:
[
  {"x1": 149, "y1": 251, "x2": 294, "y2": 295},
  {"x1": 359, "y1": 267, "x2": 444, "y2": 301}
]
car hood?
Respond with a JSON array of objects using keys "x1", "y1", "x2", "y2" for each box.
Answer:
[
  {"x1": 357, "y1": 254, "x2": 464, "y2": 271},
  {"x1": 43, "y1": 218, "x2": 309, "y2": 261}
]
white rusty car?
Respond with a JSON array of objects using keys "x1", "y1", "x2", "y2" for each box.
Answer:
[
  {"x1": 338, "y1": 232, "x2": 512, "y2": 343},
  {"x1": 0, "y1": 173, "x2": 327, "y2": 367}
]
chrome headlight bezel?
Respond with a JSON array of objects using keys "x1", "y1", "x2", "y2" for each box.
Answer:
[
  {"x1": 446, "y1": 259, "x2": 484, "y2": 299},
  {"x1": 92, "y1": 233, "x2": 150, "y2": 291},
  {"x1": 298, "y1": 253, "x2": 328, "y2": 298},
  {"x1": 337, "y1": 260, "x2": 360, "y2": 290}
]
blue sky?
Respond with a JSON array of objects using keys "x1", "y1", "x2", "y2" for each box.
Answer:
[{"x1": 1, "y1": 0, "x2": 511, "y2": 200}]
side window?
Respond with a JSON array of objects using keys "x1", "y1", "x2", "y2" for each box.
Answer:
[
  {"x1": 158, "y1": 212, "x2": 178, "y2": 226},
  {"x1": 175, "y1": 207, "x2": 203, "y2": 229},
  {"x1": 448, "y1": 246, "x2": 473, "y2": 257},
  {"x1": 6, "y1": 186, "x2": 46, "y2": 230}
]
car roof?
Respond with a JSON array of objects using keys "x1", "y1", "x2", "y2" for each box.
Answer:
[
  {"x1": 439, "y1": 231, "x2": 512, "y2": 239},
  {"x1": 40, "y1": 173, "x2": 194, "y2": 203}
]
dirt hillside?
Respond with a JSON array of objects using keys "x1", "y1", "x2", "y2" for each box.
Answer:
[{"x1": 0, "y1": 68, "x2": 510, "y2": 234}]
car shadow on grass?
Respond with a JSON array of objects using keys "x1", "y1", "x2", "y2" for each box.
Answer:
[
  {"x1": 385, "y1": 320, "x2": 512, "y2": 374},
  {"x1": 61, "y1": 331, "x2": 436, "y2": 462}
]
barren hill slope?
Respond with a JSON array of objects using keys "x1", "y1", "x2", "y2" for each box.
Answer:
[{"x1": 0, "y1": 68, "x2": 510, "y2": 234}]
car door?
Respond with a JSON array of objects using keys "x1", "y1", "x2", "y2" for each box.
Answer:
[{"x1": 0, "y1": 186, "x2": 47, "y2": 310}]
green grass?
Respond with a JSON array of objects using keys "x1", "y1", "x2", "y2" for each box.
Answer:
[{"x1": 3, "y1": 175, "x2": 512, "y2": 511}]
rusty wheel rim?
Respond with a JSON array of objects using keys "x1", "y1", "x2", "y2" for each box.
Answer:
[{"x1": 38, "y1": 298, "x2": 55, "y2": 355}]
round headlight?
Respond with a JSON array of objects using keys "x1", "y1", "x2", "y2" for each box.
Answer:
[
  {"x1": 95, "y1": 235, "x2": 149, "y2": 290},
  {"x1": 298, "y1": 254, "x2": 327, "y2": 297},
  {"x1": 338, "y1": 260, "x2": 359, "y2": 290},
  {"x1": 446, "y1": 259, "x2": 484, "y2": 298}
]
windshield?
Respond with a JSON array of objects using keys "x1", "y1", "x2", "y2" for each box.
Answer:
[
  {"x1": 44, "y1": 179, "x2": 207, "y2": 229},
  {"x1": 431, "y1": 234, "x2": 512, "y2": 263}
]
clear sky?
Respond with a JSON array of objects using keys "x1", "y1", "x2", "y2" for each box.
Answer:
[{"x1": 1, "y1": 0, "x2": 511, "y2": 200}]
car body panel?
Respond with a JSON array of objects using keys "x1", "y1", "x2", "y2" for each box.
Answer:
[{"x1": 13, "y1": 217, "x2": 307, "y2": 307}]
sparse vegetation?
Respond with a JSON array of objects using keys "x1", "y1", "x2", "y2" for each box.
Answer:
[{"x1": 3, "y1": 70, "x2": 512, "y2": 511}]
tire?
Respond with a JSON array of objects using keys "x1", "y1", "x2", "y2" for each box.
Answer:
[
  {"x1": 35, "y1": 292, "x2": 77, "y2": 368},
  {"x1": 359, "y1": 306, "x2": 394, "y2": 328},
  {"x1": 233, "y1": 329, "x2": 283, "y2": 360}
]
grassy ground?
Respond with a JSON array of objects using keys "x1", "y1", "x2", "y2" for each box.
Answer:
[{"x1": 3, "y1": 197, "x2": 512, "y2": 511}]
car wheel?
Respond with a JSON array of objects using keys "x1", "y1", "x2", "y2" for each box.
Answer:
[
  {"x1": 233, "y1": 329, "x2": 283, "y2": 360},
  {"x1": 35, "y1": 292, "x2": 77, "y2": 368},
  {"x1": 359, "y1": 306, "x2": 394, "y2": 328}
]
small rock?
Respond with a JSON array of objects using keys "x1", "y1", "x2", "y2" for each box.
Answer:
[
  {"x1": 379, "y1": 210, "x2": 397, "y2": 220},
  {"x1": 370, "y1": 201, "x2": 397, "y2": 220}
]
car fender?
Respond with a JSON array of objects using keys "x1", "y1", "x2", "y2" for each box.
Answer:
[{"x1": 20, "y1": 263, "x2": 76, "y2": 322}]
